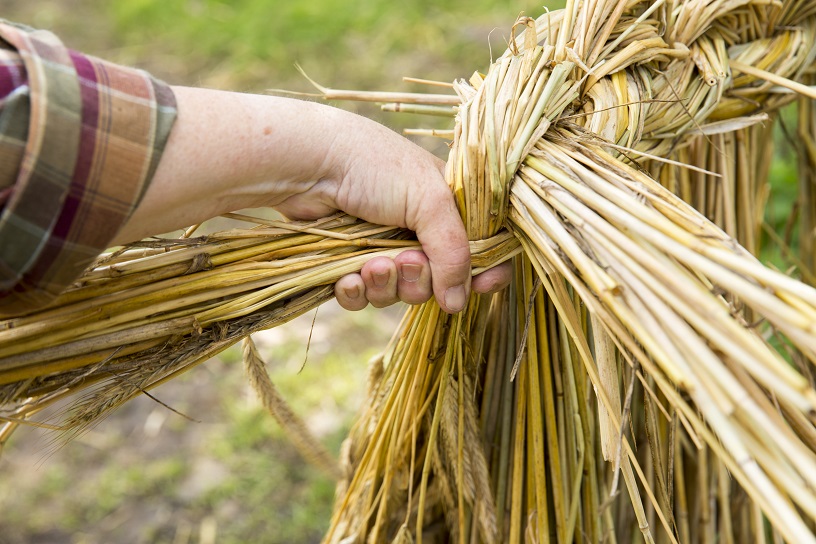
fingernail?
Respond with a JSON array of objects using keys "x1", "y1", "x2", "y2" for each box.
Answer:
[
  {"x1": 373, "y1": 271, "x2": 390, "y2": 288},
  {"x1": 343, "y1": 285, "x2": 360, "y2": 300},
  {"x1": 444, "y1": 285, "x2": 466, "y2": 312},
  {"x1": 401, "y1": 264, "x2": 422, "y2": 282}
]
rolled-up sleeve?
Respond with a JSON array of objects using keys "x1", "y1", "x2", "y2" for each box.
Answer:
[{"x1": 0, "y1": 21, "x2": 177, "y2": 316}]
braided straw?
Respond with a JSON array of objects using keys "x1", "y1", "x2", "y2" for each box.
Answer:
[
  {"x1": 324, "y1": 2, "x2": 816, "y2": 543},
  {"x1": 3, "y1": 1, "x2": 816, "y2": 542}
]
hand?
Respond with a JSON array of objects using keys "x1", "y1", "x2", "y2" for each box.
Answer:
[
  {"x1": 115, "y1": 87, "x2": 511, "y2": 312},
  {"x1": 334, "y1": 251, "x2": 513, "y2": 311},
  {"x1": 269, "y1": 102, "x2": 512, "y2": 312}
]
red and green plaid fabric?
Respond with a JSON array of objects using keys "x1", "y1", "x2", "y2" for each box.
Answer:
[{"x1": 0, "y1": 21, "x2": 177, "y2": 316}]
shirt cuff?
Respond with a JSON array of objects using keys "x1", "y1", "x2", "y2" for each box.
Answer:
[{"x1": 0, "y1": 22, "x2": 177, "y2": 316}]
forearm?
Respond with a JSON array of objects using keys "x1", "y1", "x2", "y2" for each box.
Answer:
[
  {"x1": 112, "y1": 85, "x2": 491, "y2": 314},
  {"x1": 113, "y1": 87, "x2": 343, "y2": 244}
]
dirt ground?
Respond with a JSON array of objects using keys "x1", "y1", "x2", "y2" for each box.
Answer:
[{"x1": 1, "y1": 301, "x2": 402, "y2": 544}]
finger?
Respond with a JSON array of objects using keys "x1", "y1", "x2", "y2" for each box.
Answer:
[
  {"x1": 409, "y1": 187, "x2": 471, "y2": 314},
  {"x1": 360, "y1": 256, "x2": 400, "y2": 308},
  {"x1": 394, "y1": 250, "x2": 433, "y2": 305},
  {"x1": 335, "y1": 273, "x2": 369, "y2": 311},
  {"x1": 473, "y1": 261, "x2": 513, "y2": 295}
]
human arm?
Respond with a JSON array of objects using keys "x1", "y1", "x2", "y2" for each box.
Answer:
[
  {"x1": 0, "y1": 20, "x2": 509, "y2": 316},
  {"x1": 116, "y1": 86, "x2": 510, "y2": 313}
]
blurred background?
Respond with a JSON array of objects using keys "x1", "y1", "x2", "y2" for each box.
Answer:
[
  {"x1": 0, "y1": 1, "x2": 800, "y2": 543},
  {"x1": 0, "y1": 1, "x2": 543, "y2": 543}
]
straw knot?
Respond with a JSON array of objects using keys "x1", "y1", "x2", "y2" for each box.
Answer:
[
  {"x1": 445, "y1": 12, "x2": 816, "y2": 243},
  {"x1": 445, "y1": 35, "x2": 580, "y2": 240}
]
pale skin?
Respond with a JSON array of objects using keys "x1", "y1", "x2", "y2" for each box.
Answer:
[{"x1": 114, "y1": 86, "x2": 511, "y2": 312}]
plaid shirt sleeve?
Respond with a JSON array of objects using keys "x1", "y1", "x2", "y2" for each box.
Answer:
[{"x1": 0, "y1": 21, "x2": 177, "y2": 316}]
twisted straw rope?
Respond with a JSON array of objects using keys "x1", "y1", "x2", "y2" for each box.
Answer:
[{"x1": 327, "y1": 2, "x2": 816, "y2": 542}]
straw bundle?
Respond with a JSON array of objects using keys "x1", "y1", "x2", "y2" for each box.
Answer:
[
  {"x1": 3, "y1": 0, "x2": 816, "y2": 542},
  {"x1": 318, "y1": 3, "x2": 816, "y2": 543},
  {"x1": 0, "y1": 216, "x2": 514, "y2": 445}
]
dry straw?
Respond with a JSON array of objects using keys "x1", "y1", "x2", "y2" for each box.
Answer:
[{"x1": 3, "y1": 0, "x2": 816, "y2": 542}]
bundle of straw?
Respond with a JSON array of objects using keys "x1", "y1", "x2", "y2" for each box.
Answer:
[
  {"x1": 0, "y1": 216, "x2": 514, "y2": 446},
  {"x1": 3, "y1": 0, "x2": 816, "y2": 542},
  {"x1": 318, "y1": 3, "x2": 816, "y2": 543}
]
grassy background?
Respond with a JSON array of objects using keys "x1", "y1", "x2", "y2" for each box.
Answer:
[{"x1": 0, "y1": 1, "x2": 802, "y2": 543}]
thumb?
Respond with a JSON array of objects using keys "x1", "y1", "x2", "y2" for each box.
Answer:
[{"x1": 410, "y1": 185, "x2": 472, "y2": 313}]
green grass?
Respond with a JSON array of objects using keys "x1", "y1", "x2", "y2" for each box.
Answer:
[
  {"x1": 203, "y1": 410, "x2": 341, "y2": 544},
  {"x1": 96, "y1": 0, "x2": 549, "y2": 92},
  {"x1": 762, "y1": 104, "x2": 802, "y2": 272}
]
